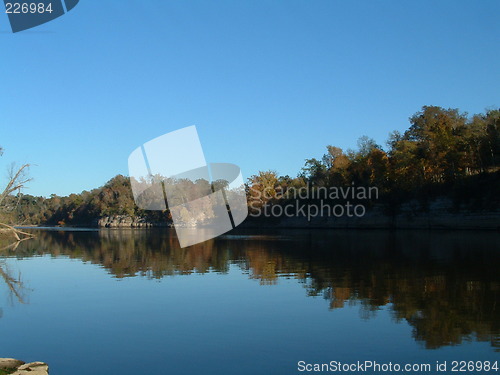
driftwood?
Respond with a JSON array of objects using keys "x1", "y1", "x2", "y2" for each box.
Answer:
[{"x1": 0, "y1": 223, "x2": 34, "y2": 241}]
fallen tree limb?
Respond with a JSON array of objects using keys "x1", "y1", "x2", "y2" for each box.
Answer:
[{"x1": 0, "y1": 223, "x2": 35, "y2": 241}]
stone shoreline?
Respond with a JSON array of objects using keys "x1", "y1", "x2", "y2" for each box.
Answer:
[
  {"x1": 98, "y1": 215, "x2": 172, "y2": 228},
  {"x1": 97, "y1": 204, "x2": 500, "y2": 231},
  {"x1": 243, "y1": 211, "x2": 500, "y2": 230},
  {"x1": 8, "y1": 197, "x2": 499, "y2": 231},
  {"x1": 0, "y1": 358, "x2": 48, "y2": 375},
  {"x1": 242, "y1": 199, "x2": 500, "y2": 230}
]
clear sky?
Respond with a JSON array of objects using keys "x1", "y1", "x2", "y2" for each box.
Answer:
[{"x1": 0, "y1": 0, "x2": 499, "y2": 197}]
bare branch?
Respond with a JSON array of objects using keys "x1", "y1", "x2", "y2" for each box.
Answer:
[{"x1": 0, "y1": 163, "x2": 32, "y2": 206}]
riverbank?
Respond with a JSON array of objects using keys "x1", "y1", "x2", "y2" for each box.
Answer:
[
  {"x1": 97, "y1": 199, "x2": 500, "y2": 230},
  {"x1": 6, "y1": 197, "x2": 499, "y2": 231},
  {"x1": 243, "y1": 199, "x2": 500, "y2": 230}
]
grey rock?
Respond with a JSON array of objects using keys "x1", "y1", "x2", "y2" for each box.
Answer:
[
  {"x1": 11, "y1": 370, "x2": 48, "y2": 375},
  {"x1": 17, "y1": 362, "x2": 48, "y2": 371}
]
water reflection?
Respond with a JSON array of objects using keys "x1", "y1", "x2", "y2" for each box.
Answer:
[
  {"x1": 0, "y1": 257, "x2": 28, "y2": 304},
  {"x1": 0, "y1": 228, "x2": 499, "y2": 351}
]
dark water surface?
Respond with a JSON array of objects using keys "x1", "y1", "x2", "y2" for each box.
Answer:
[{"x1": 0, "y1": 229, "x2": 498, "y2": 374}]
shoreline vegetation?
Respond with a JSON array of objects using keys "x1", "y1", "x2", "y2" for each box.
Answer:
[{"x1": 1, "y1": 106, "x2": 499, "y2": 231}]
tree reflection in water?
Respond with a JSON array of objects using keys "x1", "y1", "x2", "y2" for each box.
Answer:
[
  {"x1": 0, "y1": 228, "x2": 498, "y2": 351},
  {"x1": 0, "y1": 240, "x2": 29, "y2": 309}
]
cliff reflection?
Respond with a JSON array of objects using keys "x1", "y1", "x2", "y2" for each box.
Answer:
[{"x1": 1, "y1": 228, "x2": 498, "y2": 351}]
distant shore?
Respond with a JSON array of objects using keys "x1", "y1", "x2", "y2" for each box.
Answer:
[{"x1": 11, "y1": 210, "x2": 500, "y2": 232}]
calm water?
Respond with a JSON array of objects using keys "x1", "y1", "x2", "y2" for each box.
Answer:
[{"x1": 0, "y1": 229, "x2": 498, "y2": 374}]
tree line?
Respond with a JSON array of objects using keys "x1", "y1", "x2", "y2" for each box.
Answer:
[
  {"x1": 1, "y1": 105, "x2": 499, "y2": 226},
  {"x1": 248, "y1": 105, "x2": 500, "y2": 214}
]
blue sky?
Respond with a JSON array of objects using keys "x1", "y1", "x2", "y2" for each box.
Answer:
[{"x1": 1, "y1": 0, "x2": 499, "y2": 197}]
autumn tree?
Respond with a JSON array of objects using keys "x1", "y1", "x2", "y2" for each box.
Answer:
[
  {"x1": 323, "y1": 146, "x2": 351, "y2": 185},
  {"x1": 300, "y1": 158, "x2": 327, "y2": 186}
]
